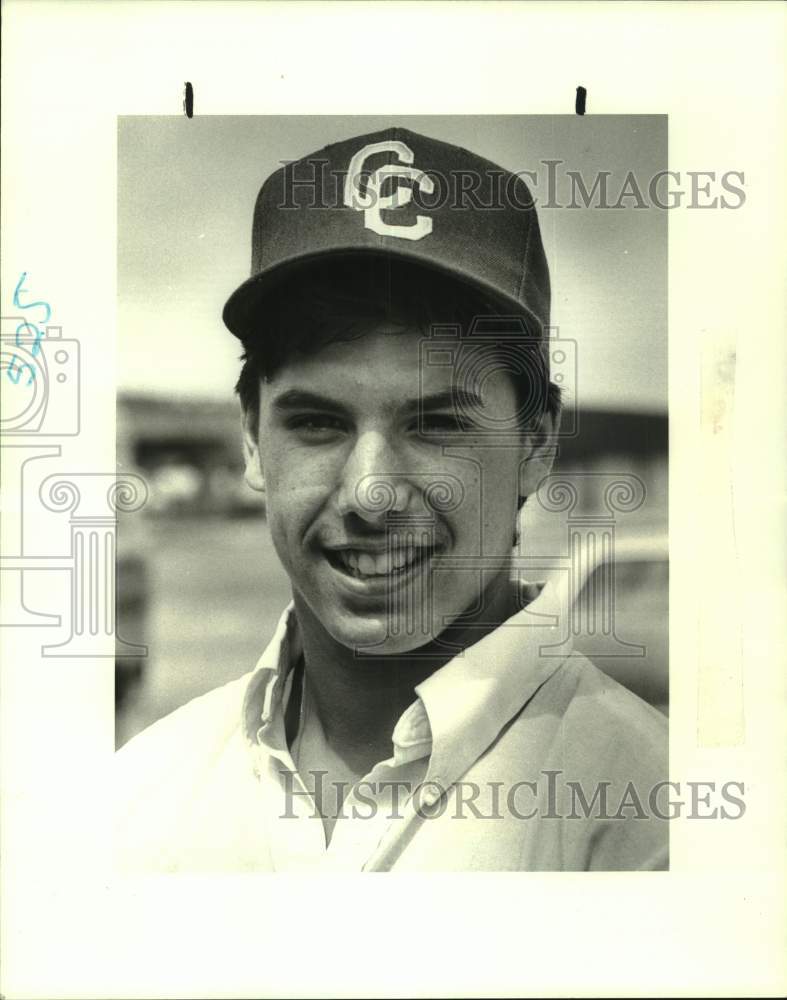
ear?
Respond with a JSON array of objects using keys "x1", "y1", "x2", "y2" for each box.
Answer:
[
  {"x1": 240, "y1": 406, "x2": 266, "y2": 495},
  {"x1": 518, "y1": 409, "x2": 561, "y2": 499}
]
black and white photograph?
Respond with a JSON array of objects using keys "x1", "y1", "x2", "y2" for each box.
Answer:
[
  {"x1": 115, "y1": 116, "x2": 669, "y2": 872},
  {"x1": 2, "y1": 2, "x2": 785, "y2": 997}
]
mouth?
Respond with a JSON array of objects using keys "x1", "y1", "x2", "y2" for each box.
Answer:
[{"x1": 324, "y1": 544, "x2": 438, "y2": 583}]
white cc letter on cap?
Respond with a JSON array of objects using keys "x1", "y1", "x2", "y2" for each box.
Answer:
[{"x1": 343, "y1": 141, "x2": 434, "y2": 241}]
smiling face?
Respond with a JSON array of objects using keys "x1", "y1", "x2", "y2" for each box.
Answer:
[{"x1": 243, "y1": 321, "x2": 550, "y2": 655}]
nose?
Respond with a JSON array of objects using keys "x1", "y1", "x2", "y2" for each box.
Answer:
[{"x1": 335, "y1": 430, "x2": 414, "y2": 526}]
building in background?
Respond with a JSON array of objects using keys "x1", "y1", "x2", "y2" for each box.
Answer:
[{"x1": 118, "y1": 394, "x2": 264, "y2": 518}]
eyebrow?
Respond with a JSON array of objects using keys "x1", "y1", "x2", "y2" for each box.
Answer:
[
  {"x1": 271, "y1": 387, "x2": 486, "y2": 415},
  {"x1": 418, "y1": 389, "x2": 485, "y2": 412},
  {"x1": 271, "y1": 389, "x2": 349, "y2": 413}
]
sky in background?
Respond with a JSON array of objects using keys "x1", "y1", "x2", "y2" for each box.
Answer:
[{"x1": 118, "y1": 115, "x2": 667, "y2": 411}]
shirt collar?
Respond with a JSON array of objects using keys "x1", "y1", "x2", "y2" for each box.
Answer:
[
  {"x1": 241, "y1": 602, "x2": 300, "y2": 753},
  {"x1": 413, "y1": 580, "x2": 569, "y2": 789},
  {"x1": 243, "y1": 581, "x2": 570, "y2": 782}
]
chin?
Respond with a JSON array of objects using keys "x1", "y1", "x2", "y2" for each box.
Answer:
[{"x1": 324, "y1": 607, "x2": 450, "y2": 658}]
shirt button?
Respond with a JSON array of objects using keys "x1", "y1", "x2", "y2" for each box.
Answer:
[{"x1": 422, "y1": 780, "x2": 442, "y2": 806}]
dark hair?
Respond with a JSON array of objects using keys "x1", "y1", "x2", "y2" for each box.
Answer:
[{"x1": 235, "y1": 257, "x2": 561, "y2": 450}]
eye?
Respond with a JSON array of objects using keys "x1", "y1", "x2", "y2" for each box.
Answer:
[{"x1": 285, "y1": 414, "x2": 348, "y2": 441}]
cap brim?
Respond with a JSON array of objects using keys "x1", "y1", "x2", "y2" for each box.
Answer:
[{"x1": 222, "y1": 245, "x2": 542, "y2": 342}]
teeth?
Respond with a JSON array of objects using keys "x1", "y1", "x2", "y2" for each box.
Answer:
[
  {"x1": 334, "y1": 547, "x2": 431, "y2": 578},
  {"x1": 358, "y1": 553, "x2": 376, "y2": 575}
]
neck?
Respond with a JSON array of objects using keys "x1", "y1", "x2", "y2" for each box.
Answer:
[{"x1": 291, "y1": 570, "x2": 520, "y2": 764}]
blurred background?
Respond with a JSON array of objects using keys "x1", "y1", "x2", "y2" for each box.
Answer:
[{"x1": 116, "y1": 116, "x2": 668, "y2": 747}]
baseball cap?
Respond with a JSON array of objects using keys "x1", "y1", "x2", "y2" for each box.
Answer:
[{"x1": 222, "y1": 126, "x2": 550, "y2": 348}]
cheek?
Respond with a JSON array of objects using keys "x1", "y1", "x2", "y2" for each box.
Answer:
[
  {"x1": 265, "y1": 484, "x2": 312, "y2": 549},
  {"x1": 487, "y1": 470, "x2": 520, "y2": 519},
  {"x1": 471, "y1": 457, "x2": 520, "y2": 544},
  {"x1": 447, "y1": 453, "x2": 520, "y2": 532},
  {"x1": 260, "y1": 448, "x2": 335, "y2": 543}
]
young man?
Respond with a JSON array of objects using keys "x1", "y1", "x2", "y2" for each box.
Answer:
[{"x1": 116, "y1": 126, "x2": 668, "y2": 871}]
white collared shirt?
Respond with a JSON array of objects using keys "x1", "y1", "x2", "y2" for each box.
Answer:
[{"x1": 116, "y1": 582, "x2": 668, "y2": 872}]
